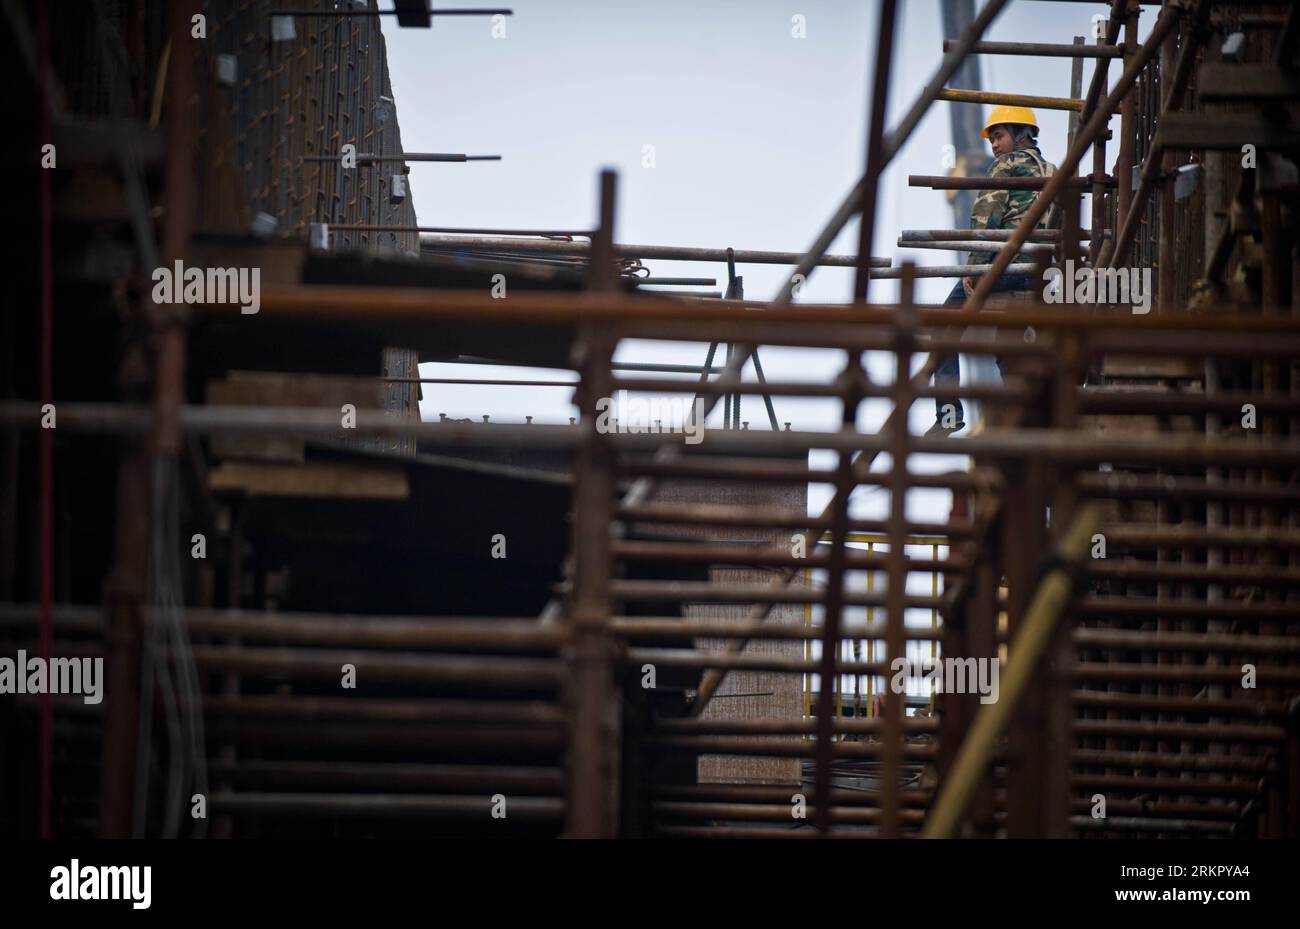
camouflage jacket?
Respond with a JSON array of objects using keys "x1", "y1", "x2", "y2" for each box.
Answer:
[{"x1": 966, "y1": 145, "x2": 1058, "y2": 269}]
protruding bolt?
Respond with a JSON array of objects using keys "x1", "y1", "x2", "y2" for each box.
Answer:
[
  {"x1": 569, "y1": 417, "x2": 576, "y2": 426},
  {"x1": 784, "y1": 422, "x2": 792, "y2": 431},
  {"x1": 482, "y1": 415, "x2": 490, "y2": 423},
  {"x1": 742, "y1": 422, "x2": 749, "y2": 430},
  {"x1": 439, "y1": 413, "x2": 447, "y2": 422},
  {"x1": 251, "y1": 211, "x2": 277, "y2": 239},
  {"x1": 526, "y1": 415, "x2": 533, "y2": 424}
]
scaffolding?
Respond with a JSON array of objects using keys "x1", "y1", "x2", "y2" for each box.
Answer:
[{"x1": 3, "y1": 0, "x2": 1300, "y2": 840}]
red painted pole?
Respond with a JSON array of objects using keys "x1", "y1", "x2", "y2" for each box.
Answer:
[{"x1": 36, "y1": 0, "x2": 54, "y2": 840}]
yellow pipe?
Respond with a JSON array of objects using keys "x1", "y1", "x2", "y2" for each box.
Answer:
[
  {"x1": 937, "y1": 87, "x2": 1084, "y2": 111},
  {"x1": 867, "y1": 543, "x2": 875, "y2": 719},
  {"x1": 833, "y1": 633, "x2": 842, "y2": 736},
  {"x1": 803, "y1": 569, "x2": 811, "y2": 721},
  {"x1": 921, "y1": 504, "x2": 1099, "y2": 839},
  {"x1": 931, "y1": 543, "x2": 939, "y2": 715}
]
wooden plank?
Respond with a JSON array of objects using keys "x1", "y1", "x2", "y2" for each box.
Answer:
[
  {"x1": 1198, "y1": 64, "x2": 1300, "y2": 101},
  {"x1": 189, "y1": 239, "x2": 308, "y2": 287},
  {"x1": 52, "y1": 116, "x2": 163, "y2": 167},
  {"x1": 1101, "y1": 354, "x2": 1202, "y2": 379},
  {"x1": 1155, "y1": 113, "x2": 1300, "y2": 150},
  {"x1": 215, "y1": 371, "x2": 386, "y2": 408},
  {"x1": 206, "y1": 371, "x2": 387, "y2": 462},
  {"x1": 208, "y1": 460, "x2": 409, "y2": 499}
]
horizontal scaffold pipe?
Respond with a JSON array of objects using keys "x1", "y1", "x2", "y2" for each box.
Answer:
[
  {"x1": 0, "y1": 603, "x2": 566, "y2": 650},
  {"x1": 942, "y1": 39, "x2": 1127, "y2": 58},
  {"x1": 333, "y1": 224, "x2": 593, "y2": 237},
  {"x1": 897, "y1": 239, "x2": 1056, "y2": 253},
  {"x1": 938, "y1": 87, "x2": 1083, "y2": 110},
  {"x1": 207, "y1": 793, "x2": 564, "y2": 821},
  {"x1": 900, "y1": 228, "x2": 1093, "y2": 241},
  {"x1": 203, "y1": 285, "x2": 1300, "y2": 332},
  {"x1": 418, "y1": 234, "x2": 891, "y2": 268},
  {"x1": 5, "y1": 404, "x2": 1299, "y2": 465},
  {"x1": 301, "y1": 153, "x2": 500, "y2": 164},
  {"x1": 910, "y1": 174, "x2": 1113, "y2": 190},
  {"x1": 872, "y1": 262, "x2": 1040, "y2": 278}
]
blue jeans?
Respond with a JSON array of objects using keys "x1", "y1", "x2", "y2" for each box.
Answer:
[{"x1": 933, "y1": 274, "x2": 1030, "y2": 420}]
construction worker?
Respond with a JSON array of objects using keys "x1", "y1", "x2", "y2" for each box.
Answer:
[{"x1": 929, "y1": 105, "x2": 1058, "y2": 436}]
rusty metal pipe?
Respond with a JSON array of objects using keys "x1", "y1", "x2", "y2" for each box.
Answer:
[
  {"x1": 942, "y1": 39, "x2": 1126, "y2": 58},
  {"x1": 612, "y1": 539, "x2": 964, "y2": 572},
  {"x1": 611, "y1": 375, "x2": 1034, "y2": 401},
  {"x1": 647, "y1": 736, "x2": 938, "y2": 760},
  {"x1": 910, "y1": 174, "x2": 1110, "y2": 190},
  {"x1": 204, "y1": 721, "x2": 565, "y2": 753},
  {"x1": 608, "y1": 618, "x2": 944, "y2": 641},
  {"x1": 653, "y1": 717, "x2": 937, "y2": 736},
  {"x1": 1074, "y1": 628, "x2": 1300, "y2": 655},
  {"x1": 610, "y1": 581, "x2": 942, "y2": 609},
  {"x1": 654, "y1": 783, "x2": 934, "y2": 807},
  {"x1": 419, "y1": 234, "x2": 890, "y2": 267},
  {"x1": 208, "y1": 792, "x2": 563, "y2": 821},
  {"x1": 208, "y1": 760, "x2": 563, "y2": 793},
  {"x1": 1078, "y1": 474, "x2": 1299, "y2": 505},
  {"x1": 199, "y1": 285, "x2": 1300, "y2": 332},
  {"x1": 1088, "y1": 561, "x2": 1300, "y2": 586},
  {"x1": 627, "y1": 648, "x2": 889, "y2": 674},
  {"x1": 937, "y1": 87, "x2": 1083, "y2": 110},
  {"x1": 1069, "y1": 798, "x2": 1239, "y2": 821},
  {"x1": 1071, "y1": 749, "x2": 1272, "y2": 774},
  {"x1": 201, "y1": 695, "x2": 564, "y2": 725},
  {"x1": 334, "y1": 224, "x2": 589, "y2": 236},
  {"x1": 901, "y1": 228, "x2": 1088, "y2": 241},
  {"x1": 900, "y1": 239, "x2": 1057, "y2": 253},
  {"x1": 1071, "y1": 816, "x2": 1230, "y2": 835},
  {"x1": 653, "y1": 802, "x2": 926, "y2": 825},
  {"x1": 1072, "y1": 774, "x2": 1260, "y2": 797},
  {"x1": 1078, "y1": 387, "x2": 1300, "y2": 416},
  {"x1": 617, "y1": 502, "x2": 970, "y2": 537},
  {"x1": 620, "y1": 458, "x2": 1002, "y2": 490},
  {"x1": 1098, "y1": 524, "x2": 1300, "y2": 547},
  {"x1": 188, "y1": 646, "x2": 563, "y2": 689},
  {"x1": 1078, "y1": 596, "x2": 1298, "y2": 621},
  {"x1": 186, "y1": 612, "x2": 566, "y2": 651},
  {"x1": 1074, "y1": 664, "x2": 1300, "y2": 685},
  {"x1": 1071, "y1": 690, "x2": 1289, "y2": 718},
  {"x1": 1072, "y1": 720, "x2": 1285, "y2": 743}
]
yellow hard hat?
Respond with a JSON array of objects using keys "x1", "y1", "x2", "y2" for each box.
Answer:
[{"x1": 982, "y1": 105, "x2": 1039, "y2": 138}]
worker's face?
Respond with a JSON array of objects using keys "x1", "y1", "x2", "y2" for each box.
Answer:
[{"x1": 988, "y1": 125, "x2": 1015, "y2": 157}]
